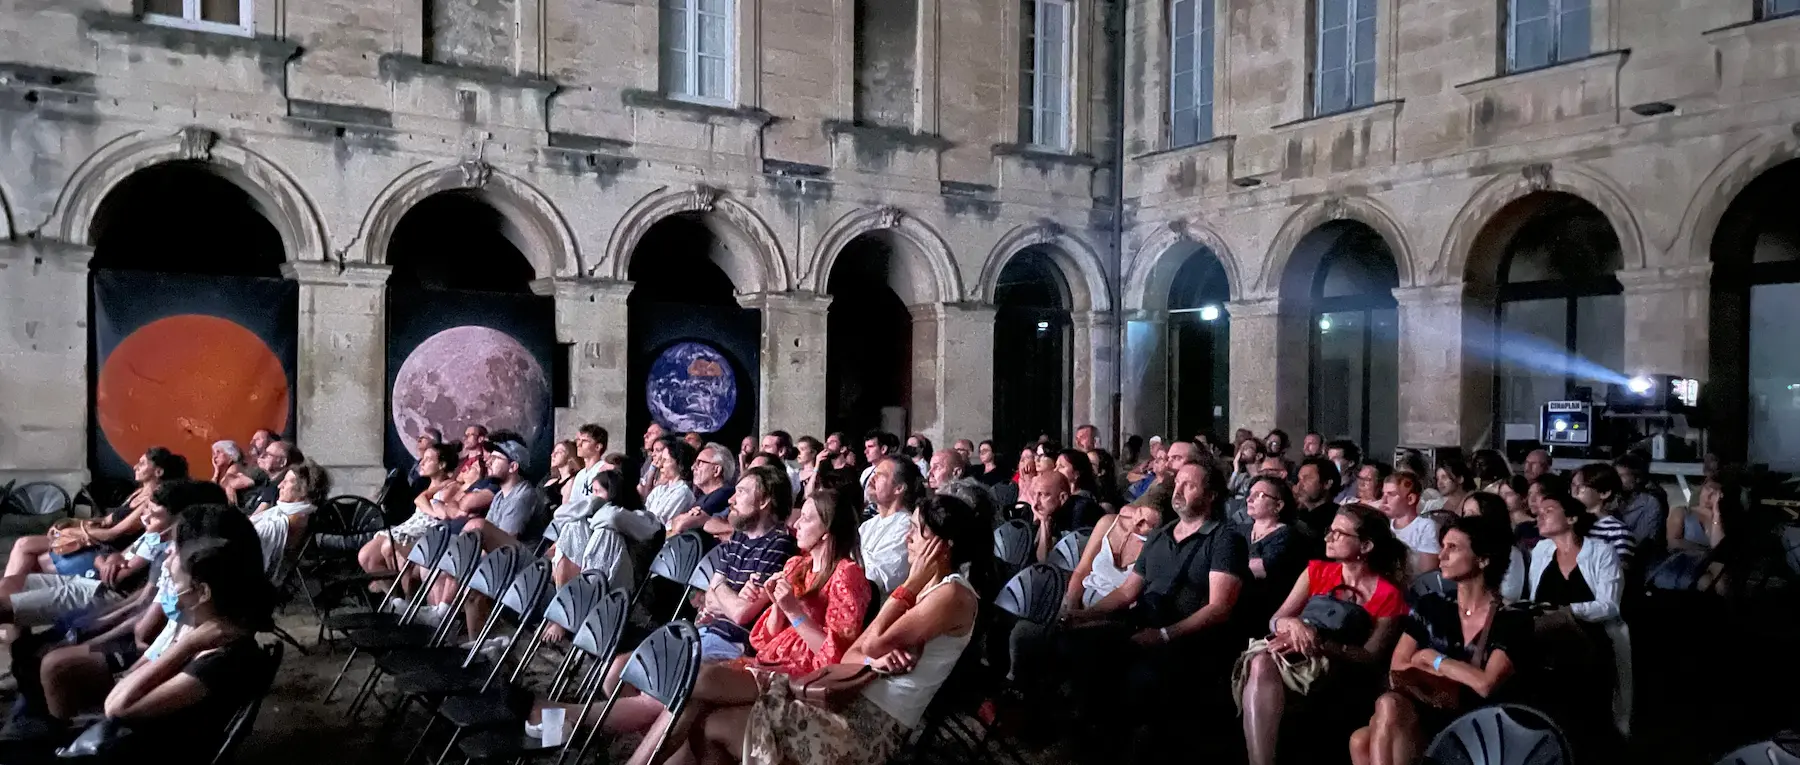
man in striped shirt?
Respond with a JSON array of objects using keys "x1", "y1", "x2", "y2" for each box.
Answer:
[
  {"x1": 1573, "y1": 463, "x2": 1636, "y2": 569},
  {"x1": 693, "y1": 465, "x2": 799, "y2": 661}
]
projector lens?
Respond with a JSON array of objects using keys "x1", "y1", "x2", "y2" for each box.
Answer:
[{"x1": 1627, "y1": 377, "x2": 1653, "y2": 395}]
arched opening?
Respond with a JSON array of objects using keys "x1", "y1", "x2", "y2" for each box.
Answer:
[
  {"x1": 87, "y1": 161, "x2": 294, "y2": 480},
  {"x1": 1710, "y1": 159, "x2": 1800, "y2": 470},
  {"x1": 627, "y1": 213, "x2": 758, "y2": 446},
  {"x1": 1297, "y1": 221, "x2": 1399, "y2": 462},
  {"x1": 993, "y1": 247, "x2": 1073, "y2": 453},
  {"x1": 1164, "y1": 247, "x2": 1231, "y2": 441},
  {"x1": 826, "y1": 234, "x2": 916, "y2": 438},
  {"x1": 384, "y1": 190, "x2": 556, "y2": 472},
  {"x1": 1478, "y1": 193, "x2": 1624, "y2": 454}
]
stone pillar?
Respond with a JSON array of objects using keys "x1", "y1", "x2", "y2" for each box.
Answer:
[
  {"x1": 1120, "y1": 314, "x2": 1169, "y2": 441},
  {"x1": 533, "y1": 277, "x2": 632, "y2": 452},
  {"x1": 286, "y1": 262, "x2": 390, "y2": 496},
  {"x1": 1225, "y1": 297, "x2": 1308, "y2": 437},
  {"x1": 1071, "y1": 310, "x2": 1119, "y2": 444},
  {"x1": 1393, "y1": 283, "x2": 1492, "y2": 448},
  {"x1": 912, "y1": 302, "x2": 996, "y2": 448},
  {"x1": 741, "y1": 291, "x2": 832, "y2": 438},
  {"x1": 1618, "y1": 264, "x2": 1712, "y2": 380},
  {"x1": 0, "y1": 241, "x2": 92, "y2": 489}
]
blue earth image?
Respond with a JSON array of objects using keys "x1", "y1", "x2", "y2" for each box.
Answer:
[{"x1": 646, "y1": 341, "x2": 738, "y2": 433}]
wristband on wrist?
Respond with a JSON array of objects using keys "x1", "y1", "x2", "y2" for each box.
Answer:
[
  {"x1": 1432, "y1": 654, "x2": 1445, "y2": 672},
  {"x1": 890, "y1": 586, "x2": 917, "y2": 608},
  {"x1": 791, "y1": 613, "x2": 806, "y2": 626},
  {"x1": 1159, "y1": 627, "x2": 1172, "y2": 643}
]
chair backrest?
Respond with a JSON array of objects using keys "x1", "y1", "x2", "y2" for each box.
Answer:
[
  {"x1": 6, "y1": 481, "x2": 70, "y2": 517},
  {"x1": 1423, "y1": 704, "x2": 1570, "y2": 765},
  {"x1": 434, "y1": 530, "x2": 484, "y2": 580},
  {"x1": 1047, "y1": 529, "x2": 1088, "y2": 572},
  {"x1": 465, "y1": 544, "x2": 525, "y2": 600},
  {"x1": 210, "y1": 641, "x2": 284, "y2": 765},
  {"x1": 499, "y1": 557, "x2": 554, "y2": 618},
  {"x1": 993, "y1": 519, "x2": 1033, "y2": 568},
  {"x1": 650, "y1": 530, "x2": 708, "y2": 585},
  {"x1": 687, "y1": 543, "x2": 727, "y2": 589},
  {"x1": 405, "y1": 525, "x2": 455, "y2": 570},
  {"x1": 544, "y1": 575, "x2": 604, "y2": 633},
  {"x1": 1410, "y1": 569, "x2": 1452, "y2": 604},
  {"x1": 571, "y1": 587, "x2": 631, "y2": 659},
  {"x1": 1717, "y1": 740, "x2": 1800, "y2": 765},
  {"x1": 619, "y1": 621, "x2": 703, "y2": 710},
  {"x1": 322, "y1": 495, "x2": 385, "y2": 535},
  {"x1": 996, "y1": 563, "x2": 1069, "y2": 625}
]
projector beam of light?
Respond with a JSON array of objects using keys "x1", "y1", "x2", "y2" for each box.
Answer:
[{"x1": 1403, "y1": 312, "x2": 1633, "y2": 389}]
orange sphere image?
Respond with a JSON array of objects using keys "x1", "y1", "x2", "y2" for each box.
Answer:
[{"x1": 96, "y1": 314, "x2": 290, "y2": 470}]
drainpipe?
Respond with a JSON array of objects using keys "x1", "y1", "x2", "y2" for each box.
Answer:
[{"x1": 1108, "y1": 0, "x2": 1128, "y2": 448}]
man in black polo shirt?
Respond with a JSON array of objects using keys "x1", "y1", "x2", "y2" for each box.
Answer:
[{"x1": 1058, "y1": 461, "x2": 1248, "y2": 761}]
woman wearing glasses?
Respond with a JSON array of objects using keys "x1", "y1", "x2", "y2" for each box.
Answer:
[{"x1": 1239, "y1": 477, "x2": 1307, "y2": 628}]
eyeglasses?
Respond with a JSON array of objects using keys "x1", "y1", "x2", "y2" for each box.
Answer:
[
  {"x1": 1325, "y1": 529, "x2": 1360, "y2": 541},
  {"x1": 1250, "y1": 490, "x2": 1278, "y2": 503},
  {"x1": 696, "y1": 459, "x2": 720, "y2": 467}
]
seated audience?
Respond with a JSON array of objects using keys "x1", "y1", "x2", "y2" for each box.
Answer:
[
  {"x1": 643, "y1": 436, "x2": 700, "y2": 529},
  {"x1": 1350, "y1": 516, "x2": 1529, "y2": 765},
  {"x1": 1291, "y1": 456, "x2": 1344, "y2": 549},
  {"x1": 356, "y1": 443, "x2": 490, "y2": 578},
  {"x1": 541, "y1": 439, "x2": 582, "y2": 509},
  {"x1": 1325, "y1": 441, "x2": 1364, "y2": 505},
  {"x1": 1422, "y1": 457, "x2": 1474, "y2": 516},
  {"x1": 248, "y1": 461, "x2": 329, "y2": 580},
  {"x1": 1085, "y1": 448, "x2": 1125, "y2": 512},
  {"x1": 1613, "y1": 454, "x2": 1668, "y2": 555},
  {"x1": 248, "y1": 440, "x2": 304, "y2": 514},
  {"x1": 1351, "y1": 460, "x2": 1391, "y2": 506},
  {"x1": 861, "y1": 456, "x2": 925, "y2": 596},
  {"x1": 688, "y1": 466, "x2": 799, "y2": 661},
  {"x1": 1469, "y1": 449, "x2": 1512, "y2": 495},
  {"x1": 209, "y1": 441, "x2": 259, "y2": 507},
  {"x1": 1500, "y1": 474, "x2": 1539, "y2": 555},
  {"x1": 0, "y1": 483, "x2": 175, "y2": 629},
  {"x1": 1238, "y1": 504, "x2": 1408, "y2": 765},
  {"x1": 1051, "y1": 449, "x2": 1105, "y2": 526},
  {"x1": 550, "y1": 470, "x2": 658, "y2": 592},
  {"x1": 1572, "y1": 464, "x2": 1636, "y2": 570},
  {"x1": 1380, "y1": 471, "x2": 1440, "y2": 580},
  {"x1": 1063, "y1": 504, "x2": 1157, "y2": 609},
  {"x1": 563, "y1": 424, "x2": 610, "y2": 506},
  {"x1": 1240, "y1": 477, "x2": 1307, "y2": 627},
  {"x1": 1528, "y1": 493, "x2": 1628, "y2": 735},
  {"x1": 666, "y1": 442, "x2": 741, "y2": 538},
  {"x1": 7, "y1": 448, "x2": 183, "y2": 581},
  {"x1": 1459, "y1": 493, "x2": 1527, "y2": 602}
]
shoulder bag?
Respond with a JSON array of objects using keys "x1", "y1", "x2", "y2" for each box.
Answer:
[
  {"x1": 1299, "y1": 584, "x2": 1374, "y2": 647},
  {"x1": 790, "y1": 663, "x2": 878, "y2": 710},
  {"x1": 1389, "y1": 600, "x2": 1496, "y2": 710}
]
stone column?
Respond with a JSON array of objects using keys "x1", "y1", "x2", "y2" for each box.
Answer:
[
  {"x1": 1393, "y1": 283, "x2": 1492, "y2": 449},
  {"x1": 1120, "y1": 314, "x2": 1169, "y2": 441},
  {"x1": 1071, "y1": 309, "x2": 1119, "y2": 443},
  {"x1": 285, "y1": 262, "x2": 390, "y2": 496},
  {"x1": 1618, "y1": 264, "x2": 1712, "y2": 380},
  {"x1": 1225, "y1": 297, "x2": 1308, "y2": 436},
  {"x1": 0, "y1": 240, "x2": 92, "y2": 489},
  {"x1": 740, "y1": 291, "x2": 832, "y2": 438},
  {"x1": 912, "y1": 302, "x2": 996, "y2": 448},
  {"x1": 533, "y1": 277, "x2": 632, "y2": 451}
]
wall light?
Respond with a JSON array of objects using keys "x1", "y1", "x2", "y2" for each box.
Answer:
[
  {"x1": 1318, "y1": 316, "x2": 1333, "y2": 331},
  {"x1": 1199, "y1": 305, "x2": 1222, "y2": 322},
  {"x1": 1035, "y1": 320, "x2": 1050, "y2": 331}
]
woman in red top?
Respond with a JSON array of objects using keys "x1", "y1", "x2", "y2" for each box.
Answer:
[
  {"x1": 616, "y1": 473, "x2": 869, "y2": 764},
  {"x1": 1240, "y1": 504, "x2": 1409, "y2": 765}
]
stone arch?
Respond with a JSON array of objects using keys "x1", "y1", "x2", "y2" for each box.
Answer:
[
  {"x1": 49, "y1": 128, "x2": 328, "y2": 261},
  {"x1": 604, "y1": 185, "x2": 788, "y2": 293},
  {"x1": 1122, "y1": 218, "x2": 1243, "y2": 313},
  {"x1": 0, "y1": 176, "x2": 14, "y2": 240},
  {"x1": 1679, "y1": 133, "x2": 1800, "y2": 266},
  {"x1": 1434, "y1": 162, "x2": 1649, "y2": 285},
  {"x1": 1258, "y1": 195, "x2": 1416, "y2": 295},
  {"x1": 977, "y1": 220, "x2": 1112, "y2": 312},
  {"x1": 806, "y1": 207, "x2": 961, "y2": 304},
  {"x1": 355, "y1": 160, "x2": 581, "y2": 279}
]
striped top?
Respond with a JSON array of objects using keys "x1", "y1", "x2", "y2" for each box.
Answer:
[
  {"x1": 708, "y1": 528, "x2": 799, "y2": 645},
  {"x1": 1588, "y1": 514, "x2": 1636, "y2": 569}
]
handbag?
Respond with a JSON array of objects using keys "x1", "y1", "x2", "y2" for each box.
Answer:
[
  {"x1": 57, "y1": 716, "x2": 135, "y2": 759},
  {"x1": 1389, "y1": 601, "x2": 1496, "y2": 710},
  {"x1": 49, "y1": 520, "x2": 89, "y2": 557},
  {"x1": 1299, "y1": 584, "x2": 1374, "y2": 647},
  {"x1": 791, "y1": 663, "x2": 877, "y2": 709}
]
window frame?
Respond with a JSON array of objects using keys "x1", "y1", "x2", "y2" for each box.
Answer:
[
  {"x1": 142, "y1": 0, "x2": 255, "y2": 37},
  {"x1": 1311, "y1": 0, "x2": 1376, "y2": 116},
  {"x1": 1762, "y1": 0, "x2": 1800, "y2": 19},
  {"x1": 1167, "y1": 0, "x2": 1215, "y2": 148},
  {"x1": 1020, "y1": 0, "x2": 1076, "y2": 151},
  {"x1": 661, "y1": 0, "x2": 737, "y2": 106},
  {"x1": 1504, "y1": 0, "x2": 1592, "y2": 74}
]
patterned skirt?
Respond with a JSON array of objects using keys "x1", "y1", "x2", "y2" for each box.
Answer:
[
  {"x1": 383, "y1": 511, "x2": 442, "y2": 546},
  {"x1": 742, "y1": 675, "x2": 907, "y2": 765}
]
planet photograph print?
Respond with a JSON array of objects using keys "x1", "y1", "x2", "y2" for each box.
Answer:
[
  {"x1": 646, "y1": 341, "x2": 738, "y2": 434},
  {"x1": 96, "y1": 313, "x2": 291, "y2": 469},
  {"x1": 391, "y1": 325, "x2": 550, "y2": 458}
]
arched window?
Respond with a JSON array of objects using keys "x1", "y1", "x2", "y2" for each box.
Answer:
[
  {"x1": 1711, "y1": 160, "x2": 1800, "y2": 470},
  {"x1": 1309, "y1": 222, "x2": 1399, "y2": 461},
  {"x1": 1166, "y1": 251, "x2": 1230, "y2": 439}
]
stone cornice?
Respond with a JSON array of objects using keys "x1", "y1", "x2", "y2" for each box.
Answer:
[
  {"x1": 1616, "y1": 263, "x2": 1713, "y2": 292},
  {"x1": 281, "y1": 261, "x2": 388, "y2": 287},
  {"x1": 528, "y1": 276, "x2": 633, "y2": 301}
]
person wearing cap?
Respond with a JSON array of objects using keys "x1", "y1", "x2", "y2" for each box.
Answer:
[{"x1": 471, "y1": 437, "x2": 548, "y2": 545}]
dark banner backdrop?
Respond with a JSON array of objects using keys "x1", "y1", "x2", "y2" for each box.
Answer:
[
  {"x1": 89, "y1": 270, "x2": 298, "y2": 480},
  {"x1": 384, "y1": 286, "x2": 557, "y2": 476},
  {"x1": 629, "y1": 302, "x2": 760, "y2": 450}
]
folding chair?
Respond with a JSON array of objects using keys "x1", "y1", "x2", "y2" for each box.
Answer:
[
  {"x1": 343, "y1": 530, "x2": 486, "y2": 718},
  {"x1": 209, "y1": 641, "x2": 285, "y2": 765},
  {"x1": 3, "y1": 481, "x2": 71, "y2": 517},
  {"x1": 321, "y1": 525, "x2": 455, "y2": 702},
  {"x1": 1423, "y1": 704, "x2": 1571, "y2": 765},
  {"x1": 456, "y1": 620, "x2": 701, "y2": 765},
  {"x1": 376, "y1": 545, "x2": 528, "y2": 681},
  {"x1": 1046, "y1": 529, "x2": 1089, "y2": 572},
  {"x1": 997, "y1": 564, "x2": 1070, "y2": 625},
  {"x1": 1717, "y1": 739, "x2": 1800, "y2": 765},
  {"x1": 641, "y1": 530, "x2": 712, "y2": 621}
]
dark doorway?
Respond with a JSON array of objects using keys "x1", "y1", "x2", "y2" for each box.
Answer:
[
  {"x1": 388, "y1": 190, "x2": 536, "y2": 293},
  {"x1": 91, "y1": 161, "x2": 284, "y2": 276},
  {"x1": 1304, "y1": 221, "x2": 1400, "y2": 462},
  {"x1": 1711, "y1": 160, "x2": 1800, "y2": 470},
  {"x1": 826, "y1": 234, "x2": 914, "y2": 439},
  {"x1": 1166, "y1": 250, "x2": 1231, "y2": 442},
  {"x1": 993, "y1": 248, "x2": 1071, "y2": 455}
]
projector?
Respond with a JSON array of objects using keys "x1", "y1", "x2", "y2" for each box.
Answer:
[
  {"x1": 1541, "y1": 401, "x2": 1592, "y2": 446},
  {"x1": 1606, "y1": 374, "x2": 1700, "y2": 414}
]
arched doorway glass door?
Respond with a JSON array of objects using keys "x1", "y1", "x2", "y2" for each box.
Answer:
[
  {"x1": 993, "y1": 248, "x2": 1072, "y2": 452},
  {"x1": 826, "y1": 234, "x2": 914, "y2": 438},
  {"x1": 1308, "y1": 222, "x2": 1399, "y2": 462},
  {"x1": 1165, "y1": 251, "x2": 1230, "y2": 441},
  {"x1": 1711, "y1": 160, "x2": 1800, "y2": 470}
]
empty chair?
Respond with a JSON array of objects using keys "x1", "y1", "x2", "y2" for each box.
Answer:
[
  {"x1": 997, "y1": 563, "x2": 1070, "y2": 625},
  {"x1": 4, "y1": 481, "x2": 70, "y2": 517},
  {"x1": 646, "y1": 529, "x2": 710, "y2": 621},
  {"x1": 1047, "y1": 529, "x2": 1089, "y2": 572},
  {"x1": 377, "y1": 544, "x2": 527, "y2": 679},
  {"x1": 993, "y1": 519, "x2": 1033, "y2": 569},
  {"x1": 342, "y1": 530, "x2": 485, "y2": 717},
  {"x1": 1717, "y1": 740, "x2": 1800, "y2": 765},
  {"x1": 321, "y1": 524, "x2": 455, "y2": 702},
  {"x1": 1423, "y1": 704, "x2": 1571, "y2": 765}
]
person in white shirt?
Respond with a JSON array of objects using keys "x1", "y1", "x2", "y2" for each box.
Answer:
[
  {"x1": 249, "y1": 462, "x2": 328, "y2": 581},
  {"x1": 563, "y1": 424, "x2": 609, "y2": 506},
  {"x1": 1381, "y1": 471, "x2": 1440, "y2": 580},
  {"x1": 860, "y1": 455, "x2": 924, "y2": 595}
]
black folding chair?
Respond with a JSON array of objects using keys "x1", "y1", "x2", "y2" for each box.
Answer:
[
  {"x1": 1046, "y1": 529, "x2": 1089, "y2": 572},
  {"x1": 344, "y1": 530, "x2": 486, "y2": 718},
  {"x1": 1717, "y1": 739, "x2": 1800, "y2": 765},
  {"x1": 642, "y1": 530, "x2": 712, "y2": 621},
  {"x1": 3, "y1": 481, "x2": 70, "y2": 517},
  {"x1": 321, "y1": 524, "x2": 456, "y2": 702},
  {"x1": 1423, "y1": 704, "x2": 1571, "y2": 765},
  {"x1": 209, "y1": 641, "x2": 285, "y2": 765},
  {"x1": 996, "y1": 564, "x2": 1070, "y2": 626}
]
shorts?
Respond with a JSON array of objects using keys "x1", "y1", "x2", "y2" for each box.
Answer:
[
  {"x1": 698, "y1": 625, "x2": 747, "y2": 662},
  {"x1": 50, "y1": 550, "x2": 102, "y2": 579},
  {"x1": 8, "y1": 575, "x2": 119, "y2": 628}
]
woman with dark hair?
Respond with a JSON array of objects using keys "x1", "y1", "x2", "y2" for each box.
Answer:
[
  {"x1": 1084, "y1": 448, "x2": 1125, "y2": 512},
  {"x1": 680, "y1": 493, "x2": 988, "y2": 765},
  {"x1": 96, "y1": 537, "x2": 276, "y2": 761},
  {"x1": 1572, "y1": 463, "x2": 1635, "y2": 569},
  {"x1": 1458, "y1": 493, "x2": 1526, "y2": 602},
  {"x1": 1353, "y1": 461, "x2": 1392, "y2": 505},
  {"x1": 1350, "y1": 516, "x2": 1530, "y2": 765},
  {"x1": 1240, "y1": 504, "x2": 1409, "y2": 765},
  {"x1": 551, "y1": 467, "x2": 660, "y2": 593},
  {"x1": 1469, "y1": 449, "x2": 1512, "y2": 493},
  {"x1": 1424, "y1": 457, "x2": 1475, "y2": 516},
  {"x1": 357, "y1": 442, "x2": 475, "y2": 577},
  {"x1": 1528, "y1": 493, "x2": 1628, "y2": 737},
  {"x1": 1499, "y1": 475, "x2": 1539, "y2": 554},
  {"x1": 7, "y1": 448, "x2": 186, "y2": 581},
  {"x1": 644, "y1": 438, "x2": 699, "y2": 529},
  {"x1": 1053, "y1": 449, "x2": 1105, "y2": 527},
  {"x1": 1240, "y1": 477, "x2": 1307, "y2": 627}
]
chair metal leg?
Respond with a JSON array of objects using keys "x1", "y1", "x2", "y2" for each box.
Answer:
[
  {"x1": 271, "y1": 624, "x2": 310, "y2": 656},
  {"x1": 430, "y1": 728, "x2": 463, "y2": 765},
  {"x1": 345, "y1": 665, "x2": 386, "y2": 720},
  {"x1": 322, "y1": 647, "x2": 362, "y2": 702},
  {"x1": 403, "y1": 715, "x2": 438, "y2": 765}
]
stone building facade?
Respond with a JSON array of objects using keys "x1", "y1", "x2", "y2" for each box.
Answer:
[
  {"x1": 0, "y1": 0, "x2": 1126, "y2": 494},
  {"x1": 1119, "y1": 0, "x2": 1800, "y2": 470}
]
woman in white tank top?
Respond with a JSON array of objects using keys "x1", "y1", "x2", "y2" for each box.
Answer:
[
  {"x1": 652, "y1": 494, "x2": 990, "y2": 765},
  {"x1": 1064, "y1": 505, "x2": 1157, "y2": 610}
]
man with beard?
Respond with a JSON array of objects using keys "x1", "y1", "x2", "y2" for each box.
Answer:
[
  {"x1": 1059, "y1": 462, "x2": 1248, "y2": 761},
  {"x1": 690, "y1": 465, "x2": 799, "y2": 661},
  {"x1": 1291, "y1": 456, "x2": 1342, "y2": 552}
]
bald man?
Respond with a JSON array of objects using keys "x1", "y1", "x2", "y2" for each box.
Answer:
[
  {"x1": 1028, "y1": 472, "x2": 1073, "y2": 563},
  {"x1": 1523, "y1": 449, "x2": 1553, "y2": 481}
]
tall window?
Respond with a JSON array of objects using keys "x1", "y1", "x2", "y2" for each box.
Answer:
[
  {"x1": 1764, "y1": 0, "x2": 1800, "y2": 18},
  {"x1": 1019, "y1": 0, "x2": 1074, "y2": 150},
  {"x1": 661, "y1": 0, "x2": 734, "y2": 103},
  {"x1": 1307, "y1": 223, "x2": 1399, "y2": 462},
  {"x1": 142, "y1": 0, "x2": 252, "y2": 35},
  {"x1": 1168, "y1": 0, "x2": 1215, "y2": 147},
  {"x1": 1314, "y1": 0, "x2": 1375, "y2": 116},
  {"x1": 1507, "y1": 0, "x2": 1590, "y2": 73}
]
